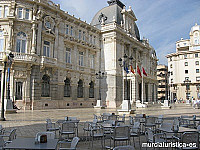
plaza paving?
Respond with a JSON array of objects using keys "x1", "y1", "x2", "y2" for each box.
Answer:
[{"x1": 0, "y1": 103, "x2": 199, "y2": 149}]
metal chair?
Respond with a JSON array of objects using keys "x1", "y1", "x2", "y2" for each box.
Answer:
[
  {"x1": 0, "y1": 128, "x2": 17, "y2": 143},
  {"x1": 130, "y1": 122, "x2": 140, "y2": 148},
  {"x1": 130, "y1": 122, "x2": 140, "y2": 147},
  {"x1": 145, "y1": 128, "x2": 166, "y2": 150},
  {"x1": 144, "y1": 117, "x2": 156, "y2": 131},
  {"x1": 177, "y1": 132, "x2": 199, "y2": 150},
  {"x1": 118, "y1": 114, "x2": 126, "y2": 123},
  {"x1": 155, "y1": 115, "x2": 163, "y2": 127},
  {"x1": 59, "y1": 122, "x2": 76, "y2": 141},
  {"x1": 83, "y1": 120, "x2": 98, "y2": 143},
  {"x1": 59, "y1": 137, "x2": 80, "y2": 150},
  {"x1": 90, "y1": 124, "x2": 104, "y2": 148},
  {"x1": 46, "y1": 119, "x2": 59, "y2": 135},
  {"x1": 111, "y1": 126, "x2": 130, "y2": 148}
]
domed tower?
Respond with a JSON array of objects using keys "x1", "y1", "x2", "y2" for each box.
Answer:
[
  {"x1": 190, "y1": 23, "x2": 200, "y2": 48},
  {"x1": 91, "y1": 0, "x2": 152, "y2": 109}
]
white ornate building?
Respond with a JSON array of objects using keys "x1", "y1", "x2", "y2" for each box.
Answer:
[
  {"x1": 0, "y1": 0, "x2": 157, "y2": 110},
  {"x1": 166, "y1": 23, "x2": 200, "y2": 101}
]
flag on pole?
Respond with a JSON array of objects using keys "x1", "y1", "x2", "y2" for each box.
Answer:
[
  {"x1": 137, "y1": 65, "x2": 142, "y2": 77},
  {"x1": 142, "y1": 67, "x2": 147, "y2": 76},
  {"x1": 130, "y1": 65, "x2": 135, "y2": 74},
  {"x1": 123, "y1": 61, "x2": 129, "y2": 74}
]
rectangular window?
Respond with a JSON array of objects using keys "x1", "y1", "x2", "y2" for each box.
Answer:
[
  {"x1": 171, "y1": 71, "x2": 173, "y2": 75},
  {"x1": 83, "y1": 31, "x2": 85, "y2": 41},
  {"x1": 43, "y1": 41, "x2": 50, "y2": 57},
  {"x1": 171, "y1": 79, "x2": 173, "y2": 83},
  {"x1": 66, "y1": 48, "x2": 71, "y2": 64},
  {"x1": 21, "y1": 40, "x2": 26, "y2": 53},
  {"x1": 170, "y1": 64, "x2": 173, "y2": 68},
  {"x1": 25, "y1": 9, "x2": 29, "y2": 20},
  {"x1": 170, "y1": 57, "x2": 172, "y2": 61},
  {"x1": 79, "y1": 30, "x2": 81, "y2": 40},
  {"x1": 185, "y1": 62, "x2": 188, "y2": 66},
  {"x1": 70, "y1": 26, "x2": 73, "y2": 36},
  {"x1": 90, "y1": 54, "x2": 95, "y2": 68},
  {"x1": 15, "y1": 82, "x2": 23, "y2": 100},
  {"x1": 0, "y1": 7, "x2": 2, "y2": 18},
  {"x1": 186, "y1": 85, "x2": 190, "y2": 90},
  {"x1": 197, "y1": 77, "x2": 200, "y2": 81},
  {"x1": 195, "y1": 53, "x2": 198, "y2": 58},
  {"x1": 18, "y1": 8, "x2": 23, "y2": 19},
  {"x1": 93, "y1": 36, "x2": 96, "y2": 45},
  {"x1": 184, "y1": 54, "x2": 187, "y2": 59},
  {"x1": 66, "y1": 25, "x2": 69, "y2": 34},
  {"x1": 197, "y1": 69, "x2": 199, "y2": 73},
  {"x1": 90, "y1": 35, "x2": 92, "y2": 43},
  {"x1": 196, "y1": 61, "x2": 199, "y2": 65},
  {"x1": 79, "y1": 51, "x2": 84, "y2": 66},
  {"x1": 0, "y1": 39, "x2": 4, "y2": 52},
  {"x1": 4, "y1": 6, "x2": 8, "y2": 18},
  {"x1": 185, "y1": 70, "x2": 188, "y2": 74}
]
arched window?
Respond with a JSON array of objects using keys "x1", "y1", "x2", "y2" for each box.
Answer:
[
  {"x1": 41, "y1": 74, "x2": 50, "y2": 97},
  {"x1": 16, "y1": 31, "x2": 27, "y2": 53},
  {"x1": 64, "y1": 78, "x2": 71, "y2": 97},
  {"x1": 77, "y1": 80, "x2": 83, "y2": 98},
  {"x1": 0, "y1": 31, "x2": 4, "y2": 52},
  {"x1": 89, "y1": 81, "x2": 94, "y2": 98}
]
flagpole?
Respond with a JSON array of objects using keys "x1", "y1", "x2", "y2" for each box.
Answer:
[{"x1": 142, "y1": 64, "x2": 144, "y2": 104}]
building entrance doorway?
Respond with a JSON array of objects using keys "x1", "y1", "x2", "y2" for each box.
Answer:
[{"x1": 15, "y1": 82, "x2": 23, "y2": 100}]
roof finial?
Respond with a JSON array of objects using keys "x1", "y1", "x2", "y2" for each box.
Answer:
[{"x1": 195, "y1": 23, "x2": 198, "y2": 26}]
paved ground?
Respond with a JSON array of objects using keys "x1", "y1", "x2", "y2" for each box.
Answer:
[{"x1": 0, "y1": 103, "x2": 199, "y2": 150}]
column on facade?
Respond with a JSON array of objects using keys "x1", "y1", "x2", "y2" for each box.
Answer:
[
  {"x1": 24, "y1": 69, "x2": 31, "y2": 103},
  {"x1": 7, "y1": 21, "x2": 14, "y2": 51},
  {"x1": 36, "y1": 21, "x2": 42, "y2": 56},
  {"x1": 31, "y1": 23, "x2": 36, "y2": 54},
  {"x1": 54, "y1": 19, "x2": 60, "y2": 58},
  {"x1": 148, "y1": 83, "x2": 152, "y2": 102}
]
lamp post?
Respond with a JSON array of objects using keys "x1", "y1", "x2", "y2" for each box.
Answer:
[
  {"x1": 0, "y1": 54, "x2": 8, "y2": 121},
  {"x1": 167, "y1": 71, "x2": 172, "y2": 104},
  {"x1": 94, "y1": 71, "x2": 105, "y2": 108},
  {"x1": 118, "y1": 53, "x2": 133, "y2": 111},
  {"x1": 183, "y1": 78, "x2": 191, "y2": 100},
  {"x1": 6, "y1": 52, "x2": 14, "y2": 101}
]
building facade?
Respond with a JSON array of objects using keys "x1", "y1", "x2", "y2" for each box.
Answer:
[
  {"x1": 91, "y1": 0, "x2": 158, "y2": 108},
  {"x1": 157, "y1": 64, "x2": 168, "y2": 102},
  {"x1": 167, "y1": 23, "x2": 200, "y2": 101},
  {"x1": 0, "y1": 0, "x2": 157, "y2": 110}
]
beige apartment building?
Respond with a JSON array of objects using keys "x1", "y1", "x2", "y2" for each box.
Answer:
[
  {"x1": 157, "y1": 65, "x2": 168, "y2": 102},
  {"x1": 0, "y1": 0, "x2": 157, "y2": 110},
  {"x1": 166, "y1": 23, "x2": 200, "y2": 101}
]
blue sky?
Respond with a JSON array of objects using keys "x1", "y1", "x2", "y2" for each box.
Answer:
[{"x1": 52, "y1": 0, "x2": 200, "y2": 65}]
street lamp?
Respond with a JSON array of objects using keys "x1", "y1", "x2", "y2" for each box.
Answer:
[
  {"x1": 118, "y1": 53, "x2": 133, "y2": 111},
  {"x1": 0, "y1": 54, "x2": 8, "y2": 121},
  {"x1": 167, "y1": 71, "x2": 172, "y2": 103},
  {"x1": 6, "y1": 52, "x2": 14, "y2": 101},
  {"x1": 183, "y1": 78, "x2": 191, "y2": 100}
]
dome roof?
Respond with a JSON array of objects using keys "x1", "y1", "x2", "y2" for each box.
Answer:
[
  {"x1": 91, "y1": 1, "x2": 140, "y2": 40},
  {"x1": 91, "y1": 4, "x2": 123, "y2": 29},
  {"x1": 190, "y1": 23, "x2": 200, "y2": 33}
]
